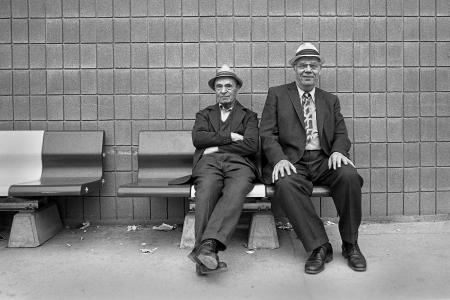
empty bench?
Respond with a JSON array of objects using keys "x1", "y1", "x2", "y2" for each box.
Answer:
[
  {"x1": 118, "y1": 130, "x2": 330, "y2": 249},
  {"x1": 0, "y1": 130, "x2": 104, "y2": 247}
]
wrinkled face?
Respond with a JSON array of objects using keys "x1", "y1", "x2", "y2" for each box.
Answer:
[
  {"x1": 293, "y1": 57, "x2": 321, "y2": 92},
  {"x1": 215, "y1": 77, "x2": 239, "y2": 108}
]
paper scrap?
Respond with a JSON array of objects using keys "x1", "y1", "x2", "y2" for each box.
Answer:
[
  {"x1": 140, "y1": 247, "x2": 158, "y2": 254},
  {"x1": 152, "y1": 223, "x2": 177, "y2": 231},
  {"x1": 80, "y1": 221, "x2": 90, "y2": 230}
]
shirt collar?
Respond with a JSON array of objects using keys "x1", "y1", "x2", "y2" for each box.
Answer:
[
  {"x1": 296, "y1": 85, "x2": 316, "y2": 103},
  {"x1": 219, "y1": 103, "x2": 233, "y2": 112}
]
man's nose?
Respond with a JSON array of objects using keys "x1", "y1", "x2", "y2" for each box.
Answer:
[{"x1": 219, "y1": 87, "x2": 228, "y2": 93}]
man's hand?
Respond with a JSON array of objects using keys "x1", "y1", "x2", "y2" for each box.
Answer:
[
  {"x1": 203, "y1": 146, "x2": 219, "y2": 155},
  {"x1": 328, "y1": 152, "x2": 355, "y2": 170},
  {"x1": 272, "y1": 159, "x2": 297, "y2": 183},
  {"x1": 231, "y1": 132, "x2": 244, "y2": 141}
]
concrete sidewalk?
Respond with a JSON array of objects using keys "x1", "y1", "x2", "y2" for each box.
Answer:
[{"x1": 1, "y1": 220, "x2": 449, "y2": 300}]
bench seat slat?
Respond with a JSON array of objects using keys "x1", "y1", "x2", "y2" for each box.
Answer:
[
  {"x1": 9, "y1": 178, "x2": 102, "y2": 197},
  {"x1": 118, "y1": 179, "x2": 191, "y2": 197}
]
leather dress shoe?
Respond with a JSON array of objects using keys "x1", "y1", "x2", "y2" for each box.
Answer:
[
  {"x1": 305, "y1": 242, "x2": 333, "y2": 274},
  {"x1": 196, "y1": 239, "x2": 219, "y2": 270},
  {"x1": 196, "y1": 262, "x2": 228, "y2": 276},
  {"x1": 342, "y1": 241, "x2": 367, "y2": 272}
]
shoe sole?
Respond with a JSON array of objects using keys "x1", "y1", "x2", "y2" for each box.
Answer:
[
  {"x1": 187, "y1": 250, "x2": 200, "y2": 265},
  {"x1": 342, "y1": 253, "x2": 366, "y2": 272},
  {"x1": 196, "y1": 262, "x2": 228, "y2": 276},
  {"x1": 305, "y1": 255, "x2": 333, "y2": 275},
  {"x1": 197, "y1": 253, "x2": 219, "y2": 270}
]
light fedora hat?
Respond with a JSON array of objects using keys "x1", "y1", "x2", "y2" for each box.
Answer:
[
  {"x1": 208, "y1": 65, "x2": 243, "y2": 90},
  {"x1": 288, "y1": 42, "x2": 321, "y2": 66}
]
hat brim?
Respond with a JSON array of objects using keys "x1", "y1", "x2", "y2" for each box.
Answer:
[
  {"x1": 208, "y1": 73, "x2": 243, "y2": 90},
  {"x1": 289, "y1": 54, "x2": 321, "y2": 66}
]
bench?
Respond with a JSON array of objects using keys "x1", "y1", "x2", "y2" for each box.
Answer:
[
  {"x1": 0, "y1": 130, "x2": 104, "y2": 247},
  {"x1": 118, "y1": 130, "x2": 330, "y2": 249}
]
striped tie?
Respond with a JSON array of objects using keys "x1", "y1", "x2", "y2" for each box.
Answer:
[{"x1": 302, "y1": 92, "x2": 314, "y2": 144}]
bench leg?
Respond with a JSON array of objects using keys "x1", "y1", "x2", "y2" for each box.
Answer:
[
  {"x1": 248, "y1": 211, "x2": 279, "y2": 250},
  {"x1": 8, "y1": 203, "x2": 63, "y2": 248},
  {"x1": 180, "y1": 212, "x2": 195, "y2": 249}
]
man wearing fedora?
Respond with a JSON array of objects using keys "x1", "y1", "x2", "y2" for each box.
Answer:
[
  {"x1": 260, "y1": 43, "x2": 367, "y2": 274},
  {"x1": 187, "y1": 65, "x2": 259, "y2": 275}
]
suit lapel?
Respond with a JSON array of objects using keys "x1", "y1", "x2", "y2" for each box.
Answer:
[
  {"x1": 230, "y1": 101, "x2": 245, "y2": 131},
  {"x1": 210, "y1": 104, "x2": 221, "y2": 132},
  {"x1": 314, "y1": 88, "x2": 325, "y2": 137},
  {"x1": 287, "y1": 82, "x2": 305, "y2": 130}
]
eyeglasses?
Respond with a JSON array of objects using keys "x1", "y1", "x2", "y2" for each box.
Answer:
[
  {"x1": 215, "y1": 84, "x2": 235, "y2": 92},
  {"x1": 295, "y1": 63, "x2": 321, "y2": 71}
]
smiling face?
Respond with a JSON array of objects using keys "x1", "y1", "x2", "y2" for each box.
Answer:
[
  {"x1": 214, "y1": 77, "x2": 239, "y2": 109},
  {"x1": 293, "y1": 57, "x2": 321, "y2": 92}
]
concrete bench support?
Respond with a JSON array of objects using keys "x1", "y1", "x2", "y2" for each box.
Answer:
[
  {"x1": 8, "y1": 203, "x2": 63, "y2": 248},
  {"x1": 180, "y1": 212, "x2": 196, "y2": 248}
]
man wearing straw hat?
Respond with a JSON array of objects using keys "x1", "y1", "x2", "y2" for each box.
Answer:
[
  {"x1": 260, "y1": 43, "x2": 367, "y2": 274},
  {"x1": 187, "y1": 65, "x2": 259, "y2": 275}
]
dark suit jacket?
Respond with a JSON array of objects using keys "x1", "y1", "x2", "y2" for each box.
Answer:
[
  {"x1": 191, "y1": 101, "x2": 259, "y2": 176},
  {"x1": 259, "y1": 82, "x2": 351, "y2": 184}
]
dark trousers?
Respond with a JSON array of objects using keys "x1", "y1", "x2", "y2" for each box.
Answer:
[
  {"x1": 192, "y1": 153, "x2": 255, "y2": 250},
  {"x1": 274, "y1": 150, "x2": 363, "y2": 252}
]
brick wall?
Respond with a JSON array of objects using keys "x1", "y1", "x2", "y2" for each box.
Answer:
[{"x1": 0, "y1": 0, "x2": 449, "y2": 224}]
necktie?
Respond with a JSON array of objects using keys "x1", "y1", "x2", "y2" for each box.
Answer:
[{"x1": 302, "y1": 92, "x2": 314, "y2": 144}]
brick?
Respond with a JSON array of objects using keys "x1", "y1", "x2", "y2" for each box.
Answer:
[
  {"x1": 386, "y1": 18, "x2": 403, "y2": 41},
  {"x1": 437, "y1": 42, "x2": 450, "y2": 66},
  {"x1": 199, "y1": 0, "x2": 214, "y2": 16},
  {"x1": 0, "y1": 20, "x2": 10, "y2": 43},
  {"x1": 80, "y1": 19, "x2": 96, "y2": 42},
  {"x1": 12, "y1": 19, "x2": 28, "y2": 43},
  {"x1": 63, "y1": 0, "x2": 79, "y2": 17},
  {"x1": 30, "y1": 70, "x2": 46, "y2": 95},
  {"x1": 420, "y1": 18, "x2": 436, "y2": 42},
  {"x1": 404, "y1": 17, "x2": 420, "y2": 41},
  {"x1": 421, "y1": 167, "x2": 436, "y2": 191},
  {"x1": 63, "y1": 70, "x2": 80, "y2": 95},
  {"x1": 319, "y1": 42, "x2": 335, "y2": 67},
  {"x1": 371, "y1": 143, "x2": 387, "y2": 167},
  {"x1": 166, "y1": 17, "x2": 183, "y2": 42},
  {"x1": 420, "y1": 142, "x2": 436, "y2": 167},
  {"x1": 81, "y1": 96, "x2": 97, "y2": 120},
  {"x1": 420, "y1": 192, "x2": 435, "y2": 215},
  {"x1": 181, "y1": 94, "x2": 199, "y2": 119},
  {"x1": 47, "y1": 96, "x2": 64, "y2": 120},
  {"x1": 437, "y1": 142, "x2": 450, "y2": 166},
  {"x1": 148, "y1": 69, "x2": 165, "y2": 93},
  {"x1": 319, "y1": 68, "x2": 336, "y2": 92},
  {"x1": 437, "y1": 117, "x2": 450, "y2": 141},
  {"x1": 0, "y1": 71, "x2": 12, "y2": 95},
  {"x1": 370, "y1": 68, "x2": 386, "y2": 92},
  {"x1": 63, "y1": 44, "x2": 80, "y2": 68},
  {"x1": 269, "y1": 68, "x2": 286, "y2": 87},
  {"x1": 96, "y1": 18, "x2": 113, "y2": 42},
  {"x1": 404, "y1": 93, "x2": 420, "y2": 117},
  {"x1": 437, "y1": 0, "x2": 450, "y2": 16},
  {"x1": 354, "y1": 93, "x2": 369, "y2": 117},
  {"x1": 115, "y1": 120, "x2": 132, "y2": 145},
  {"x1": 404, "y1": 168, "x2": 419, "y2": 192},
  {"x1": 420, "y1": 42, "x2": 436, "y2": 66},
  {"x1": 336, "y1": 0, "x2": 352, "y2": 15},
  {"x1": 114, "y1": 18, "x2": 130, "y2": 42},
  {"x1": 361, "y1": 191, "x2": 370, "y2": 216},
  {"x1": 388, "y1": 143, "x2": 403, "y2": 167},
  {"x1": 252, "y1": 42, "x2": 268, "y2": 67},
  {"x1": 419, "y1": 0, "x2": 435, "y2": 15},
  {"x1": 268, "y1": 0, "x2": 284, "y2": 15},
  {"x1": 63, "y1": 19, "x2": 79, "y2": 43},
  {"x1": 336, "y1": 42, "x2": 353, "y2": 66},
  {"x1": 31, "y1": 121, "x2": 47, "y2": 130},
  {"x1": 29, "y1": 0, "x2": 45, "y2": 17},
  {"x1": 252, "y1": 17, "x2": 268, "y2": 41},
  {"x1": 45, "y1": 19, "x2": 62, "y2": 43},
  {"x1": 0, "y1": 96, "x2": 13, "y2": 120},
  {"x1": 96, "y1": 0, "x2": 113, "y2": 16},
  {"x1": 303, "y1": 17, "x2": 319, "y2": 41},
  {"x1": 114, "y1": 95, "x2": 131, "y2": 119},
  {"x1": 437, "y1": 17, "x2": 450, "y2": 41},
  {"x1": 182, "y1": 69, "x2": 199, "y2": 93},
  {"x1": 354, "y1": 0, "x2": 369, "y2": 15},
  {"x1": 131, "y1": 0, "x2": 147, "y2": 16},
  {"x1": 354, "y1": 43, "x2": 369, "y2": 66},
  {"x1": 97, "y1": 70, "x2": 114, "y2": 95},
  {"x1": 199, "y1": 44, "x2": 216, "y2": 67},
  {"x1": 148, "y1": 0, "x2": 164, "y2": 16},
  {"x1": 166, "y1": 119, "x2": 183, "y2": 130},
  {"x1": 113, "y1": 44, "x2": 130, "y2": 68},
  {"x1": 131, "y1": 19, "x2": 147, "y2": 42},
  {"x1": 130, "y1": 95, "x2": 148, "y2": 119},
  {"x1": 13, "y1": 96, "x2": 29, "y2": 120},
  {"x1": 217, "y1": 43, "x2": 234, "y2": 67},
  {"x1": 252, "y1": 68, "x2": 268, "y2": 93},
  {"x1": 80, "y1": 70, "x2": 97, "y2": 94},
  {"x1": 47, "y1": 70, "x2": 63, "y2": 94},
  {"x1": 404, "y1": 0, "x2": 419, "y2": 15},
  {"x1": 64, "y1": 96, "x2": 81, "y2": 120},
  {"x1": 371, "y1": 118, "x2": 386, "y2": 142},
  {"x1": 353, "y1": 118, "x2": 370, "y2": 142},
  {"x1": 80, "y1": 45, "x2": 96, "y2": 69},
  {"x1": 131, "y1": 121, "x2": 148, "y2": 146},
  {"x1": 370, "y1": 193, "x2": 387, "y2": 216},
  {"x1": 319, "y1": 17, "x2": 336, "y2": 41},
  {"x1": 404, "y1": 193, "x2": 420, "y2": 215},
  {"x1": 199, "y1": 69, "x2": 215, "y2": 93},
  {"x1": 285, "y1": 17, "x2": 302, "y2": 41},
  {"x1": 336, "y1": 17, "x2": 352, "y2": 41},
  {"x1": 420, "y1": 68, "x2": 435, "y2": 92},
  {"x1": 148, "y1": 44, "x2": 165, "y2": 68},
  {"x1": 165, "y1": 69, "x2": 182, "y2": 93},
  {"x1": 12, "y1": 44, "x2": 28, "y2": 69},
  {"x1": 370, "y1": 93, "x2": 386, "y2": 117},
  {"x1": 354, "y1": 143, "x2": 370, "y2": 167},
  {"x1": 387, "y1": 118, "x2": 403, "y2": 142},
  {"x1": 386, "y1": 68, "x2": 403, "y2": 92},
  {"x1": 29, "y1": 45, "x2": 45, "y2": 69},
  {"x1": 370, "y1": 17, "x2": 386, "y2": 41},
  {"x1": 437, "y1": 169, "x2": 450, "y2": 190},
  {"x1": 29, "y1": 19, "x2": 46, "y2": 43},
  {"x1": 404, "y1": 143, "x2": 420, "y2": 167},
  {"x1": 131, "y1": 70, "x2": 148, "y2": 94},
  {"x1": 234, "y1": 18, "x2": 251, "y2": 41},
  {"x1": 114, "y1": 0, "x2": 130, "y2": 16},
  {"x1": 183, "y1": 18, "x2": 199, "y2": 42},
  {"x1": 371, "y1": 168, "x2": 387, "y2": 193},
  {"x1": 404, "y1": 118, "x2": 420, "y2": 141},
  {"x1": 268, "y1": 17, "x2": 285, "y2": 41},
  {"x1": 80, "y1": 0, "x2": 96, "y2": 16},
  {"x1": 182, "y1": 44, "x2": 199, "y2": 68},
  {"x1": 387, "y1": 193, "x2": 403, "y2": 215},
  {"x1": 217, "y1": 17, "x2": 234, "y2": 41},
  {"x1": 13, "y1": 121, "x2": 30, "y2": 130},
  {"x1": 420, "y1": 92, "x2": 435, "y2": 117},
  {"x1": 353, "y1": 68, "x2": 369, "y2": 92},
  {"x1": 234, "y1": 0, "x2": 250, "y2": 15},
  {"x1": 98, "y1": 96, "x2": 114, "y2": 120},
  {"x1": 436, "y1": 68, "x2": 450, "y2": 91},
  {"x1": 387, "y1": 168, "x2": 403, "y2": 192},
  {"x1": 369, "y1": 0, "x2": 385, "y2": 15},
  {"x1": 387, "y1": 93, "x2": 403, "y2": 117},
  {"x1": 403, "y1": 42, "x2": 419, "y2": 66},
  {"x1": 337, "y1": 68, "x2": 353, "y2": 92},
  {"x1": 404, "y1": 68, "x2": 419, "y2": 92},
  {"x1": 116, "y1": 194, "x2": 133, "y2": 220},
  {"x1": 114, "y1": 69, "x2": 131, "y2": 94},
  {"x1": 370, "y1": 43, "x2": 386, "y2": 66},
  {"x1": 436, "y1": 92, "x2": 449, "y2": 116}
]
